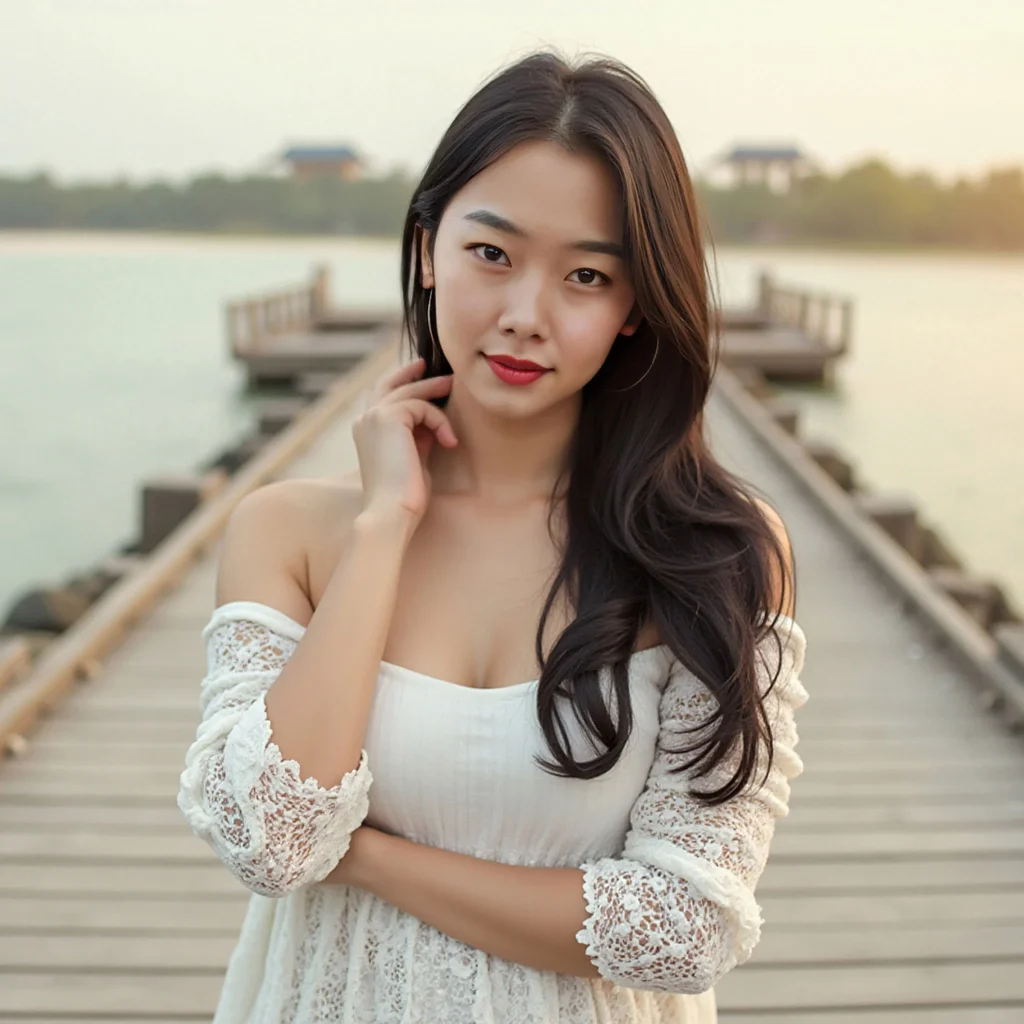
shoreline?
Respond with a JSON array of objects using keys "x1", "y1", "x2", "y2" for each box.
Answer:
[{"x1": 1, "y1": 228, "x2": 1022, "y2": 258}]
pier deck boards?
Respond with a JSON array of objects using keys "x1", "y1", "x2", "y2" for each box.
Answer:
[
  {"x1": 719, "y1": 323, "x2": 836, "y2": 379},
  {"x1": 240, "y1": 327, "x2": 393, "y2": 384},
  {"x1": 2, "y1": 368, "x2": 1022, "y2": 1020}
]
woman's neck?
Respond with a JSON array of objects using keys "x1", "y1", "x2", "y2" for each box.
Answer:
[{"x1": 428, "y1": 379, "x2": 578, "y2": 507}]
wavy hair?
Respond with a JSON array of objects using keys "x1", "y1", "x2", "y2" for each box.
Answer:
[{"x1": 399, "y1": 49, "x2": 796, "y2": 805}]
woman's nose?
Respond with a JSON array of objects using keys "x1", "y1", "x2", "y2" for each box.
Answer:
[{"x1": 497, "y1": 275, "x2": 550, "y2": 339}]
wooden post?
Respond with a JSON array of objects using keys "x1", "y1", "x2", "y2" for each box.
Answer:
[
  {"x1": 246, "y1": 303, "x2": 261, "y2": 350},
  {"x1": 995, "y1": 622, "x2": 1024, "y2": 682},
  {"x1": 312, "y1": 264, "x2": 330, "y2": 322},
  {"x1": 928, "y1": 567, "x2": 1002, "y2": 630},
  {"x1": 139, "y1": 470, "x2": 228, "y2": 554},
  {"x1": 812, "y1": 297, "x2": 826, "y2": 344},
  {"x1": 257, "y1": 396, "x2": 311, "y2": 436},
  {"x1": 805, "y1": 441, "x2": 856, "y2": 491},
  {"x1": 763, "y1": 396, "x2": 800, "y2": 436},
  {"x1": 225, "y1": 303, "x2": 239, "y2": 355},
  {"x1": 837, "y1": 300, "x2": 854, "y2": 355},
  {"x1": 756, "y1": 272, "x2": 772, "y2": 321},
  {"x1": 853, "y1": 494, "x2": 926, "y2": 564}
]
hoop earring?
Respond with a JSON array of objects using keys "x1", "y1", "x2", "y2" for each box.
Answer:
[
  {"x1": 426, "y1": 288, "x2": 439, "y2": 358},
  {"x1": 607, "y1": 336, "x2": 660, "y2": 393}
]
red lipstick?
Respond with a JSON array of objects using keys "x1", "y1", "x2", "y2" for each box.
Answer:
[{"x1": 484, "y1": 354, "x2": 551, "y2": 386}]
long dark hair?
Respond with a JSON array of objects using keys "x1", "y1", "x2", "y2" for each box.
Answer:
[{"x1": 399, "y1": 50, "x2": 796, "y2": 805}]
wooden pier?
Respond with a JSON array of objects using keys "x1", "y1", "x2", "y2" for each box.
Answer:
[
  {"x1": 2, "y1": 301, "x2": 1024, "y2": 1020},
  {"x1": 226, "y1": 267, "x2": 400, "y2": 387},
  {"x1": 718, "y1": 271, "x2": 854, "y2": 384}
]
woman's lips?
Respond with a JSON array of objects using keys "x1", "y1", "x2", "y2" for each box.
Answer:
[{"x1": 484, "y1": 354, "x2": 551, "y2": 386}]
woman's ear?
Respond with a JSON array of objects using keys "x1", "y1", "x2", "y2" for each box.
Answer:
[
  {"x1": 619, "y1": 302, "x2": 642, "y2": 337},
  {"x1": 419, "y1": 226, "x2": 434, "y2": 289}
]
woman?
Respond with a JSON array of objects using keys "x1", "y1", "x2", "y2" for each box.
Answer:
[{"x1": 178, "y1": 49, "x2": 808, "y2": 1024}]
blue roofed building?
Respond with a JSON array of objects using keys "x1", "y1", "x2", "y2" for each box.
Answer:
[
  {"x1": 280, "y1": 144, "x2": 365, "y2": 182},
  {"x1": 708, "y1": 143, "x2": 819, "y2": 191}
]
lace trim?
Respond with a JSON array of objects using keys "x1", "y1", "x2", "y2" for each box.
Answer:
[
  {"x1": 177, "y1": 613, "x2": 374, "y2": 897},
  {"x1": 573, "y1": 616, "x2": 808, "y2": 994}
]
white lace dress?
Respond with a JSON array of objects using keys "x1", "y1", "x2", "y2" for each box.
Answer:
[{"x1": 177, "y1": 600, "x2": 808, "y2": 1024}]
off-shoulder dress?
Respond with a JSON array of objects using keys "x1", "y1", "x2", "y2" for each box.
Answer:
[{"x1": 177, "y1": 599, "x2": 808, "y2": 1023}]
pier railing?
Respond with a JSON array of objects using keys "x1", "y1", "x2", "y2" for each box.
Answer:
[
  {"x1": 757, "y1": 271, "x2": 854, "y2": 356},
  {"x1": 226, "y1": 264, "x2": 330, "y2": 355}
]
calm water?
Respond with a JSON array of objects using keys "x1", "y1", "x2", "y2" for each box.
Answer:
[{"x1": 1, "y1": 232, "x2": 1021, "y2": 617}]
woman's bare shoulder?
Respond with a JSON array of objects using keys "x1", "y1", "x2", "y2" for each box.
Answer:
[{"x1": 214, "y1": 473, "x2": 365, "y2": 623}]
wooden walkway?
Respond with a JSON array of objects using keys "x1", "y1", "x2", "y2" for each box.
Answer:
[{"x1": 2, "y1": 368, "x2": 1023, "y2": 1021}]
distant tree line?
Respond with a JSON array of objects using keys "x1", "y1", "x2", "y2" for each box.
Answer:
[
  {"x1": 697, "y1": 159, "x2": 1024, "y2": 249},
  {"x1": 1, "y1": 158, "x2": 1022, "y2": 249},
  {"x1": 0, "y1": 169, "x2": 417, "y2": 236}
]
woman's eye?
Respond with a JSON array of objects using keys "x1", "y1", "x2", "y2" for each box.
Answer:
[
  {"x1": 569, "y1": 268, "x2": 610, "y2": 287},
  {"x1": 469, "y1": 243, "x2": 509, "y2": 265}
]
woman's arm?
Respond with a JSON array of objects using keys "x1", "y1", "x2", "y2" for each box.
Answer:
[
  {"x1": 257, "y1": 500, "x2": 412, "y2": 789},
  {"x1": 330, "y1": 827, "x2": 600, "y2": 977},
  {"x1": 177, "y1": 477, "x2": 395, "y2": 896}
]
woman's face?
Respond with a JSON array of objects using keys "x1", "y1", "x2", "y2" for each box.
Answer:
[{"x1": 421, "y1": 139, "x2": 641, "y2": 418}]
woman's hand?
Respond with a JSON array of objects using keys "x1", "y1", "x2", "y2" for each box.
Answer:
[{"x1": 353, "y1": 357, "x2": 457, "y2": 528}]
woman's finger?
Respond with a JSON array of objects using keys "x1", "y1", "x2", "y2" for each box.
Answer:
[
  {"x1": 396, "y1": 397, "x2": 459, "y2": 447},
  {"x1": 380, "y1": 372, "x2": 454, "y2": 405},
  {"x1": 368, "y1": 357, "x2": 426, "y2": 402}
]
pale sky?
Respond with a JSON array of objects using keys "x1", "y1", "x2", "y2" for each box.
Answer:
[{"x1": 3, "y1": 0, "x2": 1022, "y2": 185}]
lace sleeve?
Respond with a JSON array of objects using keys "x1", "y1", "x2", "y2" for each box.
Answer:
[
  {"x1": 176, "y1": 601, "x2": 373, "y2": 898},
  {"x1": 575, "y1": 615, "x2": 808, "y2": 994}
]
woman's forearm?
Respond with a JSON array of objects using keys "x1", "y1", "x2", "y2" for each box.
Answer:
[
  {"x1": 263, "y1": 510, "x2": 411, "y2": 789},
  {"x1": 345, "y1": 828, "x2": 600, "y2": 978}
]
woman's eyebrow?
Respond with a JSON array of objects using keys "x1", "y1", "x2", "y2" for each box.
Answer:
[{"x1": 462, "y1": 209, "x2": 624, "y2": 259}]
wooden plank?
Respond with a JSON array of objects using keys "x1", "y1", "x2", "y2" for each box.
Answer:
[
  {"x1": 0, "y1": 763, "x2": 187, "y2": 787},
  {"x1": 0, "y1": 895, "x2": 248, "y2": 931},
  {"x1": 0, "y1": 830, "x2": 217, "y2": 862},
  {"x1": 0, "y1": 1019, "x2": 206, "y2": 1024},
  {"x1": 0, "y1": 862, "x2": 246, "y2": 896},
  {"x1": 19, "y1": 719, "x2": 197, "y2": 743},
  {"x1": 760, "y1": 890, "x2": 1024, "y2": 925},
  {"x1": 789, "y1": 777, "x2": 1023, "y2": 799},
  {"x1": 796, "y1": 735, "x2": 1024, "y2": 755},
  {"x1": 10, "y1": 739, "x2": 192, "y2": 760},
  {"x1": 0, "y1": 801, "x2": 186, "y2": 829},
  {"x1": 752, "y1": 922, "x2": 1024, "y2": 963},
  {"x1": 760, "y1": 857, "x2": 1024, "y2": 892},
  {"x1": 784, "y1": 803, "x2": 1024, "y2": 828},
  {"x1": 0, "y1": 933, "x2": 236, "y2": 970},
  {"x1": 46, "y1": 702, "x2": 201, "y2": 723},
  {"x1": 770, "y1": 828, "x2": 1024, "y2": 858},
  {"x1": 716, "y1": 961, "x2": 1024, "y2": 1011},
  {"x1": 718, "y1": 1008, "x2": 1024, "y2": 1023},
  {"x1": 0, "y1": 972, "x2": 224, "y2": 1016},
  {"x1": 0, "y1": 780, "x2": 192, "y2": 800}
]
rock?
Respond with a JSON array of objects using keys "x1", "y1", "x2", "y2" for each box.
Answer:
[{"x1": 2, "y1": 586, "x2": 91, "y2": 633}]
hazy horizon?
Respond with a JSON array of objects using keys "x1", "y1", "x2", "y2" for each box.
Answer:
[{"x1": 3, "y1": 0, "x2": 1022, "y2": 185}]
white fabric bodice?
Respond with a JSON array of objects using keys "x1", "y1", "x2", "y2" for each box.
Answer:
[{"x1": 363, "y1": 644, "x2": 670, "y2": 867}]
